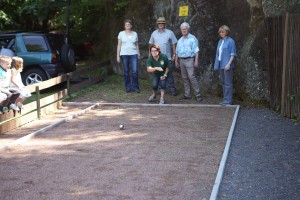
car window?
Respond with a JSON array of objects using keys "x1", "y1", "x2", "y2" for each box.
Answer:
[
  {"x1": 23, "y1": 35, "x2": 48, "y2": 52},
  {"x1": 0, "y1": 37, "x2": 13, "y2": 49},
  {"x1": 0, "y1": 37, "x2": 16, "y2": 53},
  {"x1": 0, "y1": 39, "x2": 8, "y2": 48},
  {"x1": 7, "y1": 39, "x2": 15, "y2": 52},
  {"x1": 47, "y1": 34, "x2": 65, "y2": 51}
]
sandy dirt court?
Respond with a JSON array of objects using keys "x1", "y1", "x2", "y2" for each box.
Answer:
[
  {"x1": 0, "y1": 105, "x2": 236, "y2": 200},
  {"x1": 0, "y1": 106, "x2": 88, "y2": 146}
]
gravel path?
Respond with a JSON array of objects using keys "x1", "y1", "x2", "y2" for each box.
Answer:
[{"x1": 218, "y1": 108, "x2": 300, "y2": 200}]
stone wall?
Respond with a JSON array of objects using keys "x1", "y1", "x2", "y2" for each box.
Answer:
[{"x1": 112, "y1": 0, "x2": 300, "y2": 102}]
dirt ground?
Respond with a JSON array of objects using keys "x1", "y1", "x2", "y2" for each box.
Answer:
[
  {"x1": 0, "y1": 105, "x2": 235, "y2": 200},
  {"x1": 0, "y1": 106, "x2": 87, "y2": 146}
]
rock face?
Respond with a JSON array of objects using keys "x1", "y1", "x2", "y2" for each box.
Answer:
[{"x1": 112, "y1": 0, "x2": 300, "y2": 102}]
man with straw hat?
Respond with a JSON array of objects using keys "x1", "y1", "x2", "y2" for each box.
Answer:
[{"x1": 149, "y1": 16, "x2": 178, "y2": 96}]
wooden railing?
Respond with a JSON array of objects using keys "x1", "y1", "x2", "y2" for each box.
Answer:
[{"x1": 0, "y1": 63, "x2": 108, "y2": 134}]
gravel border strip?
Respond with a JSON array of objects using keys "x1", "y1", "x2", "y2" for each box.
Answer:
[
  {"x1": 210, "y1": 105, "x2": 240, "y2": 200},
  {"x1": 0, "y1": 103, "x2": 100, "y2": 152}
]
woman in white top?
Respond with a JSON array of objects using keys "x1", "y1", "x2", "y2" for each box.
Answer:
[{"x1": 117, "y1": 19, "x2": 140, "y2": 93}]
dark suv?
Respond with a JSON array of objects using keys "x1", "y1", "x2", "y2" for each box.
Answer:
[{"x1": 0, "y1": 33, "x2": 76, "y2": 85}]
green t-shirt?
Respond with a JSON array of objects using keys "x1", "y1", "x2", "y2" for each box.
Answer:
[{"x1": 146, "y1": 54, "x2": 169, "y2": 77}]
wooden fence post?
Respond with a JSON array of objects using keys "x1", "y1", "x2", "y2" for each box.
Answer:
[
  {"x1": 67, "y1": 74, "x2": 71, "y2": 96},
  {"x1": 281, "y1": 12, "x2": 289, "y2": 116},
  {"x1": 89, "y1": 66, "x2": 92, "y2": 86},
  {"x1": 105, "y1": 65, "x2": 108, "y2": 80},
  {"x1": 36, "y1": 86, "x2": 41, "y2": 119}
]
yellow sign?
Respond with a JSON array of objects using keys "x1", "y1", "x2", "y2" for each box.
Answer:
[{"x1": 179, "y1": 6, "x2": 189, "y2": 17}]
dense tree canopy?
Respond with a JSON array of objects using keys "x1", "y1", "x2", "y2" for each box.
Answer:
[{"x1": 0, "y1": 0, "x2": 131, "y2": 51}]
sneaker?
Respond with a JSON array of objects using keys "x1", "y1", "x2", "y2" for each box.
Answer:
[
  {"x1": 159, "y1": 99, "x2": 165, "y2": 104},
  {"x1": 1, "y1": 107, "x2": 9, "y2": 113},
  {"x1": 17, "y1": 102, "x2": 24, "y2": 109},
  {"x1": 196, "y1": 96, "x2": 203, "y2": 102},
  {"x1": 10, "y1": 103, "x2": 20, "y2": 111},
  {"x1": 180, "y1": 95, "x2": 192, "y2": 100},
  {"x1": 0, "y1": 107, "x2": 4, "y2": 114},
  {"x1": 126, "y1": 88, "x2": 132, "y2": 93},
  {"x1": 148, "y1": 94, "x2": 156, "y2": 102}
]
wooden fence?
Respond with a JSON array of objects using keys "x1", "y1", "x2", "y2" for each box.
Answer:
[
  {"x1": 266, "y1": 13, "x2": 300, "y2": 120},
  {"x1": 0, "y1": 63, "x2": 107, "y2": 134}
]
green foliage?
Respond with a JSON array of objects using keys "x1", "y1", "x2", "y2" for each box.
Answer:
[
  {"x1": 0, "y1": 0, "x2": 135, "y2": 60},
  {"x1": 0, "y1": 0, "x2": 63, "y2": 31},
  {"x1": 287, "y1": 93, "x2": 296, "y2": 101},
  {"x1": 114, "y1": 0, "x2": 131, "y2": 11},
  {"x1": 0, "y1": 10, "x2": 13, "y2": 29},
  {"x1": 0, "y1": 0, "x2": 131, "y2": 31}
]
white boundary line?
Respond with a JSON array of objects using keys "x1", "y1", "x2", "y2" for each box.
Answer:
[
  {"x1": 0, "y1": 103, "x2": 100, "y2": 152},
  {"x1": 209, "y1": 105, "x2": 240, "y2": 200},
  {"x1": 63, "y1": 101, "x2": 237, "y2": 108}
]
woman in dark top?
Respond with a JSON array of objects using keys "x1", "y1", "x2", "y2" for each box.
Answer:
[{"x1": 146, "y1": 44, "x2": 169, "y2": 104}]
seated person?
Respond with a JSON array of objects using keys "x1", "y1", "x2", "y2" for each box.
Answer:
[
  {"x1": 0, "y1": 55, "x2": 20, "y2": 111},
  {"x1": 10, "y1": 56, "x2": 31, "y2": 109}
]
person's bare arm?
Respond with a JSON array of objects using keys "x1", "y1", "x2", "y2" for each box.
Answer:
[
  {"x1": 147, "y1": 66, "x2": 163, "y2": 73},
  {"x1": 172, "y1": 44, "x2": 176, "y2": 61},
  {"x1": 116, "y1": 39, "x2": 122, "y2": 63},
  {"x1": 160, "y1": 67, "x2": 169, "y2": 80},
  {"x1": 225, "y1": 55, "x2": 235, "y2": 71},
  {"x1": 136, "y1": 42, "x2": 140, "y2": 59},
  {"x1": 194, "y1": 52, "x2": 199, "y2": 67},
  {"x1": 10, "y1": 70, "x2": 23, "y2": 89}
]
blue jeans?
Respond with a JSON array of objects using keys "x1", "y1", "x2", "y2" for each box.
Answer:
[
  {"x1": 220, "y1": 69, "x2": 233, "y2": 104},
  {"x1": 152, "y1": 75, "x2": 166, "y2": 91},
  {"x1": 120, "y1": 54, "x2": 139, "y2": 91}
]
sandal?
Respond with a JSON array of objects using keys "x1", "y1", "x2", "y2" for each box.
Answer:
[{"x1": 148, "y1": 94, "x2": 156, "y2": 102}]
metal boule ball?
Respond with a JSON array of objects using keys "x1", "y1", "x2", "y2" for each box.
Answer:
[{"x1": 119, "y1": 124, "x2": 125, "y2": 130}]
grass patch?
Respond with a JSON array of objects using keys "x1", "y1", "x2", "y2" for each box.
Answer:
[{"x1": 66, "y1": 75, "x2": 153, "y2": 102}]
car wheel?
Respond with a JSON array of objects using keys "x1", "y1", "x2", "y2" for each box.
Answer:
[
  {"x1": 22, "y1": 68, "x2": 47, "y2": 86},
  {"x1": 61, "y1": 44, "x2": 76, "y2": 72}
]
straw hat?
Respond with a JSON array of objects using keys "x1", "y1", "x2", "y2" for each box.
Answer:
[{"x1": 156, "y1": 17, "x2": 166, "y2": 24}]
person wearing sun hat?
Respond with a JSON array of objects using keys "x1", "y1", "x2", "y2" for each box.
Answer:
[{"x1": 149, "y1": 16, "x2": 178, "y2": 96}]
